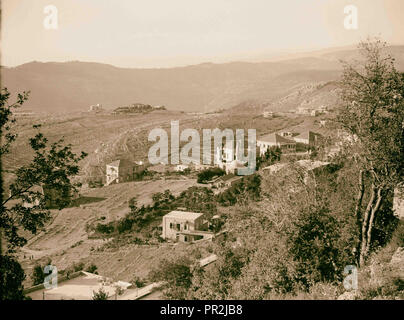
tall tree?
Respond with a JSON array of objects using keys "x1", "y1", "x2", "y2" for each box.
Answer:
[
  {"x1": 338, "y1": 39, "x2": 404, "y2": 266},
  {"x1": 0, "y1": 88, "x2": 87, "y2": 299}
]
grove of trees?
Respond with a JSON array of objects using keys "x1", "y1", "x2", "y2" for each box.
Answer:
[{"x1": 0, "y1": 89, "x2": 87, "y2": 300}]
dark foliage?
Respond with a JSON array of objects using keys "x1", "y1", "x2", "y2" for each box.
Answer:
[
  {"x1": 0, "y1": 255, "x2": 26, "y2": 300},
  {"x1": 32, "y1": 265, "x2": 45, "y2": 286},
  {"x1": 197, "y1": 168, "x2": 225, "y2": 183},
  {"x1": 216, "y1": 174, "x2": 261, "y2": 206},
  {"x1": 149, "y1": 256, "x2": 193, "y2": 299}
]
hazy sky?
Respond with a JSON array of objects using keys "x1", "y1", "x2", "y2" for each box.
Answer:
[{"x1": 2, "y1": 0, "x2": 404, "y2": 68}]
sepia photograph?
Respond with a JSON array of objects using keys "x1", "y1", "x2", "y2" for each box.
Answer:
[{"x1": 0, "y1": 0, "x2": 403, "y2": 310}]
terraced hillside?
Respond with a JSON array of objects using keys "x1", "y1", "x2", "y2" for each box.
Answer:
[
  {"x1": 2, "y1": 110, "x2": 196, "y2": 183},
  {"x1": 19, "y1": 177, "x2": 203, "y2": 284}
]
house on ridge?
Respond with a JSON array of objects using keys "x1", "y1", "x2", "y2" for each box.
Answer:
[
  {"x1": 162, "y1": 211, "x2": 213, "y2": 242},
  {"x1": 294, "y1": 131, "x2": 323, "y2": 147},
  {"x1": 257, "y1": 133, "x2": 296, "y2": 155},
  {"x1": 106, "y1": 159, "x2": 144, "y2": 186}
]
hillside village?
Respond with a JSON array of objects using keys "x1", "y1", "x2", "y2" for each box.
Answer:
[
  {"x1": 1, "y1": 42, "x2": 403, "y2": 302},
  {"x1": 3, "y1": 0, "x2": 404, "y2": 309},
  {"x1": 0, "y1": 93, "x2": 324, "y2": 295},
  {"x1": 3, "y1": 89, "x2": 401, "y2": 300}
]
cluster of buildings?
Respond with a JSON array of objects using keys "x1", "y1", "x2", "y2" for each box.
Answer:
[
  {"x1": 13, "y1": 110, "x2": 36, "y2": 117},
  {"x1": 257, "y1": 130, "x2": 323, "y2": 156},
  {"x1": 173, "y1": 160, "x2": 246, "y2": 176},
  {"x1": 101, "y1": 128, "x2": 325, "y2": 245},
  {"x1": 89, "y1": 103, "x2": 165, "y2": 114},
  {"x1": 89, "y1": 104, "x2": 103, "y2": 112},
  {"x1": 103, "y1": 129, "x2": 323, "y2": 191},
  {"x1": 295, "y1": 105, "x2": 330, "y2": 116},
  {"x1": 263, "y1": 111, "x2": 275, "y2": 118},
  {"x1": 112, "y1": 104, "x2": 166, "y2": 114}
]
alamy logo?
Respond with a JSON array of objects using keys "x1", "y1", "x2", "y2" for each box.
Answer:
[
  {"x1": 43, "y1": 5, "x2": 58, "y2": 30},
  {"x1": 43, "y1": 265, "x2": 58, "y2": 289},
  {"x1": 344, "y1": 5, "x2": 358, "y2": 30},
  {"x1": 148, "y1": 121, "x2": 256, "y2": 175},
  {"x1": 343, "y1": 265, "x2": 358, "y2": 290}
]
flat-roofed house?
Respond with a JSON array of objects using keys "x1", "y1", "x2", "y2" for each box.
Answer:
[
  {"x1": 106, "y1": 159, "x2": 144, "y2": 186},
  {"x1": 257, "y1": 133, "x2": 296, "y2": 155},
  {"x1": 224, "y1": 160, "x2": 247, "y2": 175},
  {"x1": 162, "y1": 211, "x2": 213, "y2": 242},
  {"x1": 318, "y1": 105, "x2": 328, "y2": 113},
  {"x1": 212, "y1": 174, "x2": 243, "y2": 189},
  {"x1": 216, "y1": 144, "x2": 246, "y2": 172},
  {"x1": 26, "y1": 271, "x2": 137, "y2": 300},
  {"x1": 175, "y1": 164, "x2": 189, "y2": 172},
  {"x1": 21, "y1": 185, "x2": 79, "y2": 209},
  {"x1": 193, "y1": 164, "x2": 214, "y2": 171},
  {"x1": 296, "y1": 106, "x2": 312, "y2": 115},
  {"x1": 279, "y1": 131, "x2": 297, "y2": 139},
  {"x1": 294, "y1": 131, "x2": 323, "y2": 147},
  {"x1": 89, "y1": 104, "x2": 103, "y2": 112},
  {"x1": 22, "y1": 185, "x2": 44, "y2": 208},
  {"x1": 263, "y1": 111, "x2": 274, "y2": 118}
]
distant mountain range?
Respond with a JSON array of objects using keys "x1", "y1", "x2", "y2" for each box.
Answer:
[{"x1": 2, "y1": 46, "x2": 404, "y2": 113}]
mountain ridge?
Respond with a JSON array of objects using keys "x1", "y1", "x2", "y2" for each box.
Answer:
[{"x1": 2, "y1": 46, "x2": 404, "y2": 113}]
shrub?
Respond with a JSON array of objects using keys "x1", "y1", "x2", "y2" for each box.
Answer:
[
  {"x1": 32, "y1": 265, "x2": 45, "y2": 286},
  {"x1": 131, "y1": 276, "x2": 145, "y2": 288},
  {"x1": 73, "y1": 262, "x2": 85, "y2": 272},
  {"x1": 197, "y1": 168, "x2": 225, "y2": 183},
  {"x1": 289, "y1": 205, "x2": 348, "y2": 287},
  {"x1": 92, "y1": 287, "x2": 109, "y2": 300},
  {"x1": 0, "y1": 255, "x2": 26, "y2": 300},
  {"x1": 86, "y1": 263, "x2": 98, "y2": 274},
  {"x1": 149, "y1": 256, "x2": 193, "y2": 299},
  {"x1": 117, "y1": 217, "x2": 133, "y2": 234},
  {"x1": 216, "y1": 174, "x2": 261, "y2": 206},
  {"x1": 96, "y1": 223, "x2": 114, "y2": 234}
]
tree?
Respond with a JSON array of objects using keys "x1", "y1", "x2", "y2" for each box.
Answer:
[
  {"x1": 178, "y1": 187, "x2": 217, "y2": 217},
  {"x1": 289, "y1": 205, "x2": 345, "y2": 287},
  {"x1": 92, "y1": 287, "x2": 109, "y2": 300},
  {"x1": 32, "y1": 265, "x2": 45, "y2": 286},
  {"x1": 197, "y1": 168, "x2": 225, "y2": 183},
  {"x1": 196, "y1": 164, "x2": 356, "y2": 299},
  {"x1": 263, "y1": 146, "x2": 282, "y2": 164},
  {"x1": 216, "y1": 174, "x2": 261, "y2": 206},
  {"x1": 0, "y1": 88, "x2": 87, "y2": 299},
  {"x1": 149, "y1": 256, "x2": 193, "y2": 300},
  {"x1": 0, "y1": 255, "x2": 26, "y2": 300},
  {"x1": 338, "y1": 39, "x2": 404, "y2": 266},
  {"x1": 128, "y1": 197, "x2": 138, "y2": 212},
  {"x1": 85, "y1": 263, "x2": 98, "y2": 274},
  {"x1": 151, "y1": 190, "x2": 175, "y2": 210},
  {"x1": 257, "y1": 146, "x2": 281, "y2": 169}
]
